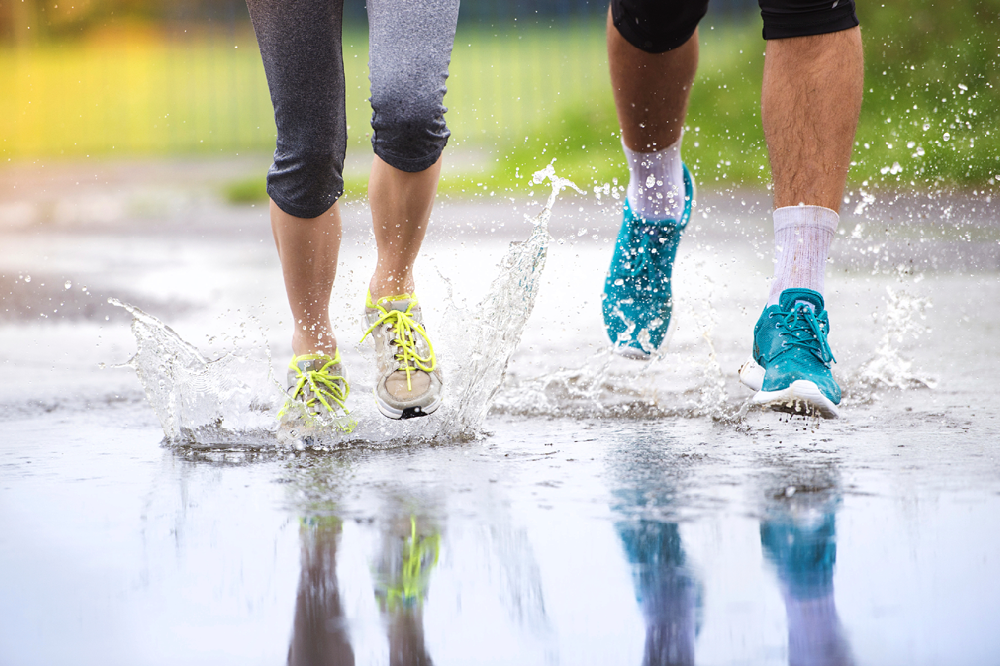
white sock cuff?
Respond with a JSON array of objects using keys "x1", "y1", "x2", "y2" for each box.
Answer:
[
  {"x1": 623, "y1": 135, "x2": 685, "y2": 222},
  {"x1": 772, "y1": 205, "x2": 839, "y2": 235},
  {"x1": 621, "y1": 134, "x2": 683, "y2": 164}
]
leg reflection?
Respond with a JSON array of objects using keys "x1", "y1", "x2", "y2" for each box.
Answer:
[
  {"x1": 761, "y1": 513, "x2": 854, "y2": 666},
  {"x1": 618, "y1": 521, "x2": 698, "y2": 666},
  {"x1": 374, "y1": 515, "x2": 440, "y2": 666},
  {"x1": 288, "y1": 516, "x2": 356, "y2": 666}
]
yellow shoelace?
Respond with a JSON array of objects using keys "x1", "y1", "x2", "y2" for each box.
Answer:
[
  {"x1": 383, "y1": 516, "x2": 440, "y2": 611},
  {"x1": 278, "y1": 351, "x2": 352, "y2": 427},
  {"x1": 360, "y1": 293, "x2": 437, "y2": 392}
]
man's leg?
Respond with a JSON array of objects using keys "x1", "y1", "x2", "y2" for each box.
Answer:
[
  {"x1": 742, "y1": 11, "x2": 863, "y2": 418},
  {"x1": 763, "y1": 28, "x2": 863, "y2": 213},
  {"x1": 602, "y1": 0, "x2": 705, "y2": 357},
  {"x1": 608, "y1": 12, "x2": 697, "y2": 156},
  {"x1": 609, "y1": 11, "x2": 697, "y2": 225},
  {"x1": 761, "y1": 27, "x2": 864, "y2": 305}
]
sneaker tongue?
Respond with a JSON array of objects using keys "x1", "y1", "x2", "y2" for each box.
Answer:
[{"x1": 778, "y1": 288, "x2": 824, "y2": 313}]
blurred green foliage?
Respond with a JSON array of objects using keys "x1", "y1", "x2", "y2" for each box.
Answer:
[
  {"x1": 1, "y1": 0, "x2": 998, "y2": 199},
  {"x1": 502, "y1": 2, "x2": 1000, "y2": 195}
]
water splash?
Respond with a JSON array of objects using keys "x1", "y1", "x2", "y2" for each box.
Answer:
[
  {"x1": 491, "y1": 256, "x2": 738, "y2": 421},
  {"x1": 432, "y1": 164, "x2": 583, "y2": 435},
  {"x1": 672, "y1": 258, "x2": 730, "y2": 420},
  {"x1": 848, "y1": 285, "x2": 936, "y2": 395},
  {"x1": 111, "y1": 298, "x2": 284, "y2": 446},
  {"x1": 115, "y1": 165, "x2": 580, "y2": 448},
  {"x1": 491, "y1": 347, "x2": 617, "y2": 417}
]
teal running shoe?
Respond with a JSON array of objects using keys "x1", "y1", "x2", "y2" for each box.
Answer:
[
  {"x1": 739, "y1": 288, "x2": 841, "y2": 418},
  {"x1": 602, "y1": 164, "x2": 694, "y2": 358},
  {"x1": 760, "y1": 513, "x2": 837, "y2": 599}
]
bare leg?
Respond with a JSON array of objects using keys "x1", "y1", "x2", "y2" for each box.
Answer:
[
  {"x1": 762, "y1": 27, "x2": 864, "y2": 212},
  {"x1": 607, "y1": 9, "x2": 698, "y2": 152},
  {"x1": 271, "y1": 200, "x2": 342, "y2": 358},
  {"x1": 368, "y1": 155, "x2": 443, "y2": 300}
]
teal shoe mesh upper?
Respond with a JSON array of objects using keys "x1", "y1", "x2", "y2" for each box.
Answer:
[
  {"x1": 602, "y1": 164, "x2": 694, "y2": 355},
  {"x1": 751, "y1": 288, "x2": 841, "y2": 404}
]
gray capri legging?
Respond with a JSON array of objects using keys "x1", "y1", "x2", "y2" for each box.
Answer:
[{"x1": 246, "y1": 0, "x2": 460, "y2": 219}]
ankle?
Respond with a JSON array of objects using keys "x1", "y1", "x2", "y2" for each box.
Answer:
[
  {"x1": 369, "y1": 273, "x2": 415, "y2": 301},
  {"x1": 291, "y1": 328, "x2": 338, "y2": 358}
]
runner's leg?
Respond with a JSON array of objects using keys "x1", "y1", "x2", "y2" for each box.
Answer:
[
  {"x1": 607, "y1": 4, "x2": 700, "y2": 222},
  {"x1": 366, "y1": 0, "x2": 459, "y2": 301},
  {"x1": 759, "y1": 4, "x2": 863, "y2": 304},
  {"x1": 247, "y1": 0, "x2": 347, "y2": 357},
  {"x1": 601, "y1": 0, "x2": 705, "y2": 355}
]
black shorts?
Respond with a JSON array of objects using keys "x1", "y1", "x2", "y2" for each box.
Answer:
[{"x1": 611, "y1": 0, "x2": 860, "y2": 53}]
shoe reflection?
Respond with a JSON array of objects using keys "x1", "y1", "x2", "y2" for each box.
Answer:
[
  {"x1": 288, "y1": 513, "x2": 440, "y2": 666},
  {"x1": 761, "y1": 512, "x2": 854, "y2": 666},
  {"x1": 612, "y1": 442, "x2": 856, "y2": 666},
  {"x1": 374, "y1": 515, "x2": 440, "y2": 666},
  {"x1": 617, "y1": 520, "x2": 699, "y2": 666}
]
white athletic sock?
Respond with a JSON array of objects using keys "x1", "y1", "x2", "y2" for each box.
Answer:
[
  {"x1": 624, "y1": 137, "x2": 685, "y2": 222},
  {"x1": 767, "y1": 205, "x2": 839, "y2": 306}
]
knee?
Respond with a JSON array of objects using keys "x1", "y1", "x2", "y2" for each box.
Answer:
[
  {"x1": 611, "y1": 0, "x2": 708, "y2": 53},
  {"x1": 370, "y1": 89, "x2": 450, "y2": 173},
  {"x1": 758, "y1": 0, "x2": 859, "y2": 40},
  {"x1": 267, "y1": 145, "x2": 345, "y2": 219}
]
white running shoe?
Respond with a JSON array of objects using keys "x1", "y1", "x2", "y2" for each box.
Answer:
[
  {"x1": 361, "y1": 292, "x2": 442, "y2": 420},
  {"x1": 279, "y1": 351, "x2": 356, "y2": 433}
]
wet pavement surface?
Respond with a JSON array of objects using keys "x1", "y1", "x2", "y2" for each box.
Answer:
[{"x1": 2, "y1": 159, "x2": 999, "y2": 665}]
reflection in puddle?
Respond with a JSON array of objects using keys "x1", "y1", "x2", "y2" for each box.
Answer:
[
  {"x1": 761, "y1": 514, "x2": 853, "y2": 666},
  {"x1": 275, "y1": 437, "x2": 859, "y2": 665},
  {"x1": 290, "y1": 513, "x2": 442, "y2": 666},
  {"x1": 618, "y1": 521, "x2": 699, "y2": 665},
  {"x1": 290, "y1": 517, "x2": 357, "y2": 665}
]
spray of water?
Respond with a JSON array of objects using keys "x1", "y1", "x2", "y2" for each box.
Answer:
[
  {"x1": 115, "y1": 165, "x2": 580, "y2": 449},
  {"x1": 430, "y1": 164, "x2": 583, "y2": 435},
  {"x1": 848, "y1": 284, "x2": 936, "y2": 395},
  {"x1": 111, "y1": 298, "x2": 283, "y2": 446}
]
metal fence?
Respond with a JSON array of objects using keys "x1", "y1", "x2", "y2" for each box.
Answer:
[{"x1": 0, "y1": 0, "x2": 760, "y2": 158}]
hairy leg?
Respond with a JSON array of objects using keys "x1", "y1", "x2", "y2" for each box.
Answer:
[
  {"x1": 271, "y1": 200, "x2": 342, "y2": 357},
  {"x1": 367, "y1": 154, "x2": 443, "y2": 299},
  {"x1": 762, "y1": 27, "x2": 864, "y2": 211},
  {"x1": 607, "y1": 9, "x2": 698, "y2": 152}
]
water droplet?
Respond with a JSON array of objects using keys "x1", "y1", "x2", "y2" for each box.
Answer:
[
  {"x1": 64, "y1": 281, "x2": 72, "y2": 290},
  {"x1": 23, "y1": 275, "x2": 31, "y2": 283}
]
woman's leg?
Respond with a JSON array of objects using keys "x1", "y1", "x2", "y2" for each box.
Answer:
[
  {"x1": 366, "y1": 0, "x2": 460, "y2": 301},
  {"x1": 247, "y1": 0, "x2": 347, "y2": 357},
  {"x1": 361, "y1": 0, "x2": 459, "y2": 420},
  {"x1": 367, "y1": 156, "x2": 442, "y2": 298},
  {"x1": 271, "y1": 202, "x2": 342, "y2": 357}
]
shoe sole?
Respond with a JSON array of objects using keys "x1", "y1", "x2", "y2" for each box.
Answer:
[
  {"x1": 738, "y1": 357, "x2": 840, "y2": 419},
  {"x1": 373, "y1": 389, "x2": 442, "y2": 420}
]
